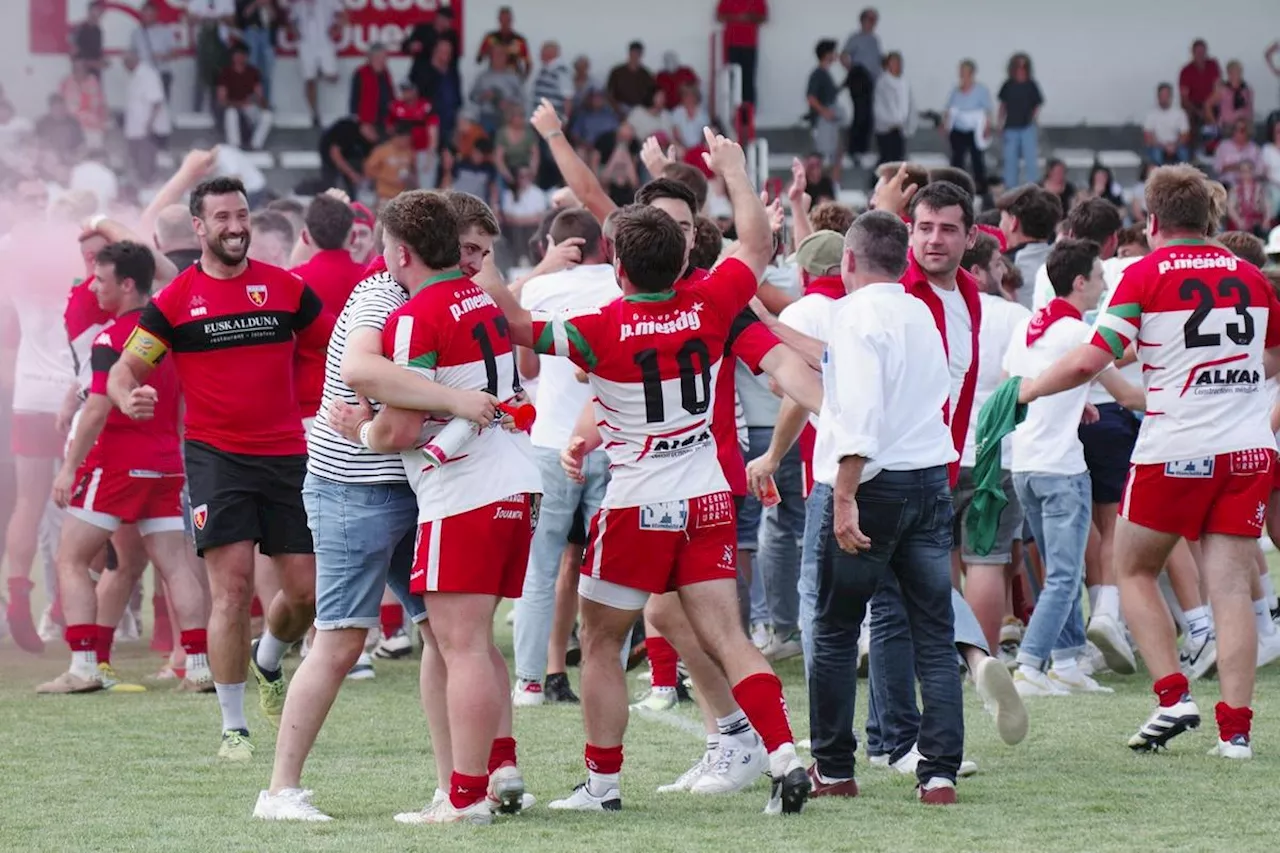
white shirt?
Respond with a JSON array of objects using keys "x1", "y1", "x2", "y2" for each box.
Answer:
[
  {"x1": 69, "y1": 161, "x2": 118, "y2": 212},
  {"x1": 1143, "y1": 106, "x2": 1189, "y2": 148},
  {"x1": 1263, "y1": 144, "x2": 1280, "y2": 192},
  {"x1": 779, "y1": 290, "x2": 838, "y2": 432},
  {"x1": 125, "y1": 63, "x2": 171, "y2": 140},
  {"x1": 931, "y1": 282, "x2": 973, "y2": 415},
  {"x1": 961, "y1": 293, "x2": 1030, "y2": 467},
  {"x1": 500, "y1": 186, "x2": 550, "y2": 220},
  {"x1": 815, "y1": 283, "x2": 957, "y2": 486},
  {"x1": 187, "y1": 0, "x2": 235, "y2": 19},
  {"x1": 9, "y1": 297, "x2": 75, "y2": 414},
  {"x1": 215, "y1": 145, "x2": 266, "y2": 193},
  {"x1": 1003, "y1": 313, "x2": 1107, "y2": 475},
  {"x1": 132, "y1": 24, "x2": 177, "y2": 73},
  {"x1": 290, "y1": 0, "x2": 343, "y2": 42},
  {"x1": 519, "y1": 264, "x2": 621, "y2": 450}
]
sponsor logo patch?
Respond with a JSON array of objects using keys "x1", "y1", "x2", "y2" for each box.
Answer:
[
  {"x1": 1229, "y1": 448, "x2": 1273, "y2": 476},
  {"x1": 191, "y1": 503, "x2": 208, "y2": 531},
  {"x1": 639, "y1": 500, "x2": 689, "y2": 531},
  {"x1": 1164, "y1": 457, "x2": 1214, "y2": 478}
]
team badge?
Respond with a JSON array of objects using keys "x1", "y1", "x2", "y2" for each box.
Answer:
[
  {"x1": 192, "y1": 503, "x2": 208, "y2": 531},
  {"x1": 639, "y1": 500, "x2": 689, "y2": 531},
  {"x1": 246, "y1": 284, "x2": 268, "y2": 307}
]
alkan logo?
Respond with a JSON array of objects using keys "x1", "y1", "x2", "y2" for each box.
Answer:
[
  {"x1": 246, "y1": 284, "x2": 268, "y2": 307},
  {"x1": 1181, "y1": 354, "x2": 1258, "y2": 397}
]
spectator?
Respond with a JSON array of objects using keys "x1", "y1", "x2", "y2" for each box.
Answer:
[
  {"x1": 998, "y1": 52, "x2": 1043, "y2": 189},
  {"x1": 362, "y1": 121, "x2": 416, "y2": 203},
  {"x1": 1215, "y1": 117, "x2": 1264, "y2": 186},
  {"x1": 248, "y1": 209, "x2": 294, "y2": 266},
  {"x1": 1115, "y1": 223, "x2": 1149, "y2": 258},
  {"x1": 670, "y1": 84, "x2": 710, "y2": 150},
  {"x1": 600, "y1": 127, "x2": 641, "y2": 206},
  {"x1": 716, "y1": 0, "x2": 766, "y2": 107},
  {"x1": 1178, "y1": 39, "x2": 1221, "y2": 150},
  {"x1": 570, "y1": 56, "x2": 598, "y2": 114},
  {"x1": 475, "y1": 5, "x2": 530, "y2": 78},
  {"x1": 839, "y1": 7, "x2": 882, "y2": 168},
  {"x1": 804, "y1": 152, "x2": 838, "y2": 204},
  {"x1": 447, "y1": 137, "x2": 499, "y2": 208},
  {"x1": 122, "y1": 49, "x2": 171, "y2": 185},
  {"x1": 606, "y1": 41, "x2": 656, "y2": 114},
  {"x1": 471, "y1": 48, "x2": 525, "y2": 135},
  {"x1": 1215, "y1": 60, "x2": 1254, "y2": 137},
  {"x1": 235, "y1": 0, "x2": 280, "y2": 106},
  {"x1": 34, "y1": 95, "x2": 84, "y2": 163},
  {"x1": 59, "y1": 58, "x2": 108, "y2": 152},
  {"x1": 807, "y1": 40, "x2": 843, "y2": 185},
  {"x1": 132, "y1": 1, "x2": 178, "y2": 101},
  {"x1": 389, "y1": 82, "x2": 440, "y2": 189},
  {"x1": 0, "y1": 101, "x2": 33, "y2": 150},
  {"x1": 532, "y1": 41, "x2": 573, "y2": 118},
  {"x1": 420, "y1": 39, "x2": 462, "y2": 143},
  {"x1": 499, "y1": 166, "x2": 550, "y2": 269},
  {"x1": 70, "y1": 0, "x2": 106, "y2": 76},
  {"x1": 494, "y1": 101, "x2": 540, "y2": 189},
  {"x1": 290, "y1": 0, "x2": 344, "y2": 126},
  {"x1": 997, "y1": 184, "x2": 1062, "y2": 309},
  {"x1": 872, "y1": 51, "x2": 915, "y2": 168},
  {"x1": 1076, "y1": 164, "x2": 1123, "y2": 209},
  {"x1": 1226, "y1": 161, "x2": 1271, "y2": 236},
  {"x1": 626, "y1": 89, "x2": 675, "y2": 147},
  {"x1": 451, "y1": 108, "x2": 489, "y2": 161},
  {"x1": 187, "y1": 0, "x2": 235, "y2": 114},
  {"x1": 318, "y1": 116, "x2": 375, "y2": 195},
  {"x1": 1041, "y1": 158, "x2": 1076, "y2": 213},
  {"x1": 218, "y1": 45, "x2": 273, "y2": 150},
  {"x1": 654, "y1": 51, "x2": 699, "y2": 111},
  {"x1": 570, "y1": 87, "x2": 620, "y2": 151},
  {"x1": 349, "y1": 44, "x2": 396, "y2": 133},
  {"x1": 405, "y1": 6, "x2": 460, "y2": 96},
  {"x1": 944, "y1": 59, "x2": 994, "y2": 195},
  {"x1": 1143, "y1": 82, "x2": 1191, "y2": 165},
  {"x1": 1262, "y1": 121, "x2": 1280, "y2": 216}
]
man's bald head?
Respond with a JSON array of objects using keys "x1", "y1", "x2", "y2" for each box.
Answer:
[{"x1": 155, "y1": 204, "x2": 199, "y2": 252}]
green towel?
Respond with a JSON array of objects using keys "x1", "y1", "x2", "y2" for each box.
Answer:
[{"x1": 966, "y1": 377, "x2": 1028, "y2": 556}]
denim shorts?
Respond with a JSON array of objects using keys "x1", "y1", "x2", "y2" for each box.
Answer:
[{"x1": 302, "y1": 473, "x2": 425, "y2": 630}]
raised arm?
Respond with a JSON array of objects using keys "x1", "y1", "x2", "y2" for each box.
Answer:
[
  {"x1": 706, "y1": 128, "x2": 771, "y2": 279},
  {"x1": 530, "y1": 98, "x2": 617, "y2": 223}
]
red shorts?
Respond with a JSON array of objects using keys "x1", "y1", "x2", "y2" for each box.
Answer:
[
  {"x1": 1272, "y1": 450, "x2": 1280, "y2": 492},
  {"x1": 409, "y1": 493, "x2": 535, "y2": 598},
  {"x1": 67, "y1": 467, "x2": 186, "y2": 534},
  {"x1": 581, "y1": 491, "x2": 738, "y2": 596},
  {"x1": 1121, "y1": 448, "x2": 1273, "y2": 541},
  {"x1": 12, "y1": 412, "x2": 63, "y2": 458}
]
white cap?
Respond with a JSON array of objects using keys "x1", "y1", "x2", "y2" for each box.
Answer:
[{"x1": 1266, "y1": 225, "x2": 1280, "y2": 257}]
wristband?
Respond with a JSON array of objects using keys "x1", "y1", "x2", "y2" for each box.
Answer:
[
  {"x1": 357, "y1": 420, "x2": 373, "y2": 448},
  {"x1": 544, "y1": 129, "x2": 564, "y2": 141}
]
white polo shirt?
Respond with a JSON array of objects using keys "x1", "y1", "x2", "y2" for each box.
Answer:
[{"x1": 961, "y1": 293, "x2": 1030, "y2": 468}]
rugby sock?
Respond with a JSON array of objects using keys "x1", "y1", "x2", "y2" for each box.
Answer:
[
  {"x1": 1215, "y1": 702, "x2": 1253, "y2": 743},
  {"x1": 94, "y1": 624, "x2": 115, "y2": 666},
  {"x1": 255, "y1": 629, "x2": 291, "y2": 673},
  {"x1": 380, "y1": 604, "x2": 404, "y2": 639},
  {"x1": 1087, "y1": 584, "x2": 1101, "y2": 616},
  {"x1": 488, "y1": 736, "x2": 517, "y2": 773},
  {"x1": 1262, "y1": 574, "x2": 1278, "y2": 612},
  {"x1": 1184, "y1": 606, "x2": 1213, "y2": 639},
  {"x1": 215, "y1": 681, "x2": 249, "y2": 732},
  {"x1": 249, "y1": 596, "x2": 264, "y2": 619},
  {"x1": 180, "y1": 629, "x2": 210, "y2": 674},
  {"x1": 1153, "y1": 672, "x2": 1190, "y2": 708},
  {"x1": 716, "y1": 709, "x2": 756, "y2": 748},
  {"x1": 584, "y1": 742, "x2": 623, "y2": 795},
  {"x1": 1254, "y1": 599, "x2": 1276, "y2": 637},
  {"x1": 449, "y1": 771, "x2": 488, "y2": 809},
  {"x1": 646, "y1": 635, "x2": 678, "y2": 689},
  {"x1": 65, "y1": 624, "x2": 98, "y2": 678},
  {"x1": 1095, "y1": 585, "x2": 1121, "y2": 622},
  {"x1": 730, "y1": 672, "x2": 794, "y2": 754}
]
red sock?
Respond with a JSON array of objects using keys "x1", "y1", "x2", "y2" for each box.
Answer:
[
  {"x1": 95, "y1": 624, "x2": 115, "y2": 665},
  {"x1": 1012, "y1": 575, "x2": 1033, "y2": 625},
  {"x1": 731, "y1": 672, "x2": 794, "y2": 753},
  {"x1": 449, "y1": 771, "x2": 489, "y2": 809},
  {"x1": 1153, "y1": 672, "x2": 1190, "y2": 708},
  {"x1": 180, "y1": 629, "x2": 208, "y2": 656},
  {"x1": 151, "y1": 594, "x2": 173, "y2": 653},
  {"x1": 1215, "y1": 702, "x2": 1253, "y2": 742},
  {"x1": 65, "y1": 623, "x2": 97, "y2": 652},
  {"x1": 250, "y1": 596, "x2": 264, "y2": 618},
  {"x1": 380, "y1": 603, "x2": 404, "y2": 639},
  {"x1": 488, "y1": 736, "x2": 517, "y2": 774},
  {"x1": 647, "y1": 635, "x2": 678, "y2": 689},
  {"x1": 584, "y1": 743, "x2": 624, "y2": 775},
  {"x1": 6, "y1": 577, "x2": 33, "y2": 617}
]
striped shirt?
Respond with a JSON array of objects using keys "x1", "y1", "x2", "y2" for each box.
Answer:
[
  {"x1": 532, "y1": 61, "x2": 572, "y2": 114},
  {"x1": 306, "y1": 271, "x2": 409, "y2": 483}
]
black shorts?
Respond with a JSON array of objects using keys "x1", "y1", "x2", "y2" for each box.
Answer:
[
  {"x1": 184, "y1": 440, "x2": 313, "y2": 557},
  {"x1": 568, "y1": 506, "x2": 586, "y2": 547},
  {"x1": 1078, "y1": 403, "x2": 1140, "y2": 504}
]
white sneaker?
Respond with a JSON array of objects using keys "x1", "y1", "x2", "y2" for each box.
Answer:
[
  {"x1": 1013, "y1": 668, "x2": 1068, "y2": 697},
  {"x1": 512, "y1": 679, "x2": 545, "y2": 707},
  {"x1": 1179, "y1": 632, "x2": 1218, "y2": 681},
  {"x1": 690, "y1": 740, "x2": 768, "y2": 794},
  {"x1": 958, "y1": 759, "x2": 978, "y2": 778},
  {"x1": 795, "y1": 738, "x2": 811, "y2": 751},
  {"x1": 487, "y1": 764, "x2": 528, "y2": 814},
  {"x1": 867, "y1": 753, "x2": 890, "y2": 768},
  {"x1": 890, "y1": 745, "x2": 923, "y2": 774},
  {"x1": 1081, "y1": 642, "x2": 1111, "y2": 677},
  {"x1": 630, "y1": 687, "x2": 676, "y2": 711},
  {"x1": 857, "y1": 622, "x2": 870, "y2": 676},
  {"x1": 253, "y1": 788, "x2": 333, "y2": 822},
  {"x1": 346, "y1": 652, "x2": 375, "y2": 681},
  {"x1": 394, "y1": 794, "x2": 445, "y2": 825},
  {"x1": 657, "y1": 752, "x2": 711, "y2": 793},
  {"x1": 1207, "y1": 735, "x2": 1252, "y2": 759},
  {"x1": 763, "y1": 631, "x2": 803, "y2": 663},
  {"x1": 1086, "y1": 614, "x2": 1137, "y2": 675},
  {"x1": 373, "y1": 627, "x2": 413, "y2": 660},
  {"x1": 417, "y1": 798, "x2": 493, "y2": 825},
  {"x1": 115, "y1": 607, "x2": 140, "y2": 643},
  {"x1": 974, "y1": 656, "x2": 1029, "y2": 746},
  {"x1": 750, "y1": 621, "x2": 772, "y2": 650},
  {"x1": 1257, "y1": 630, "x2": 1280, "y2": 669},
  {"x1": 548, "y1": 783, "x2": 622, "y2": 811},
  {"x1": 38, "y1": 605, "x2": 64, "y2": 643},
  {"x1": 1048, "y1": 667, "x2": 1114, "y2": 694},
  {"x1": 1128, "y1": 696, "x2": 1201, "y2": 752}
]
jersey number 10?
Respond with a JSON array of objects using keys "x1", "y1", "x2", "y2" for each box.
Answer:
[{"x1": 633, "y1": 340, "x2": 713, "y2": 424}]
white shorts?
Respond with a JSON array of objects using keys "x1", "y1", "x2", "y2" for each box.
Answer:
[
  {"x1": 298, "y1": 37, "x2": 338, "y2": 80},
  {"x1": 578, "y1": 574, "x2": 650, "y2": 611}
]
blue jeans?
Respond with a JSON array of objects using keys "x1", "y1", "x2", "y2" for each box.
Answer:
[
  {"x1": 799, "y1": 481, "x2": 831, "y2": 678},
  {"x1": 242, "y1": 26, "x2": 276, "y2": 104},
  {"x1": 1148, "y1": 144, "x2": 1190, "y2": 166},
  {"x1": 1002, "y1": 126, "x2": 1039, "y2": 188},
  {"x1": 808, "y1": 467, "x2": 964, "y2": 783},
  {"x1": 302, "y1": 474, "x2": 425, "y2": 631},
  {"x1": 742, "y1": 427, "x2": 805, "y2": 633},
  {"x1": 513, "y1": 447, "x2": 608, "y2": 682},
  {"x1": 1012, "y1": 471, "x2": 1091, "y2": 669}
]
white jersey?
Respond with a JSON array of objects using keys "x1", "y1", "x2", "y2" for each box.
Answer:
[
  {"x1": 962, "y1": 293, "x2": 1030, "y2": 467},
  {"x1": 1090, "y1": 242, "x2": 1280, "y2": 463},
  {"x1": 778, "y1": 290, "x2": 838, "y2": 432},
  {"x1": 384, "y1": 272, "x2": 541, "y2": 523},
  {"x1": 12, "y1": 299, "x2": 75, "y2": 414}
]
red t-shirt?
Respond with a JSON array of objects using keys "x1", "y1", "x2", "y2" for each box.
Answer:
[
  {"x1": 718, "y1": 0, "x2": 767, "y2": 49},
  {"x1": 65, "y1": 276, "x2": 113, "y2": 386},
  {"x1": 127, "y1": 261, "x2": 334, "y2": 456},
  {"x1": 291, "y1": 249, "x2": 368, "y2": 418},
  {"x1": 86, "y1": 309, "x2": 182, "y2": 473},
  {"x1": 1179, "y1": 59, "x2": 1221, "y2": 106},
  {"x1": 219, "y1": 65, "x2": 262, "y2": 104},
  {"x1": 655, "y1": 67, "x2": 699, "y2": 107},
  {"x1": 388, "y1": 98, "x2": 439, "y2": 151}
]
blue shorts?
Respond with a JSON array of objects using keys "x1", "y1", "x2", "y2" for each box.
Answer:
[
  {"x1": 302, "y1": 473, "x2": 426, "y2": 630},
  {"x1": 1078, "y1": 402, "x2": 1140, "y2": 504}
]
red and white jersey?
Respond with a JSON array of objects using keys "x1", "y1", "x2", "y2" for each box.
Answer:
[
  {"x1": 382, "y1": 271, "x2": 540, "y2": 524},
  {"x1": 1090, "y1": 241, "x2": 1280, "y2": 463},
  {"x1": 66, "y1": 277, "x2": 112, "y2": 393},
  {"x1": 531, "y1": 258, "x2": 760, "y2": 509}
]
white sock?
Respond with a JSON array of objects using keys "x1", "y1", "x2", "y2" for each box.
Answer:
[
  {"x1": 716, "y1": 709, "x2": 755, "y2": 747},
  {"x1": 650, "y1": 685, "x2": 676, "y2": 698},
  {"x1": 70, "y1": 650, "x2": 97, "y2": 678},
  {"x1": 1017, "y1": 663, "x2": 1041, "y2": 679},
  {"x1": 767, "y1": 741, "x2": 798, "y2": 779},
  {"x1": 215, "y1": 681, "x2": 249, "y2": 732},
  {"x1": 187, "y1": 653, "x2": 210, "y2": 674},
  {"x1": 586, "y1": 770, "x2": 619, "y2": 797},
  {"x1": 1254, "y1": 600, "x2": 1276, "y2": 637},
  {"x1": 1184, "y1": 605, "x2": 1212, "y2": 639},
  {"x1": 255, "y1": 630, "x2": 291, "y2": 673},
  {"x1": 1261, "y1": 574, "x2": 1278, "y2": 612},
  {"x1": 1096, "y1": 585, "x2": 1121, "y2": 621},
  {"x1": 818, "y1": 767, "x2": 853, "y2": 784},
  {"x1": 1050, "y1": 657, "x2": 1081, "y2": 676},
  {"x1": 1087, "y1": 584, "x2": 1101, "y2": 616}
]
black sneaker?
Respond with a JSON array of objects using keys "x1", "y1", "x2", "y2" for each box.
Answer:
[
  {"x1": 544, "y1": 672, "x2": 579, "y2": 704},
  {"x1": 764, "y1": 765, "x2": 811, "y2": 815},
  {"x1": 565, "y1": 627, "x2": 581, "y2": 667}
]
